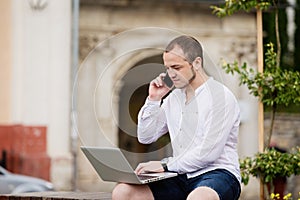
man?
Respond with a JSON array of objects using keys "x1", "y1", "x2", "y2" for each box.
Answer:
[{"x1": 112, "y1": 35, "x2": 241, "y2": 200}]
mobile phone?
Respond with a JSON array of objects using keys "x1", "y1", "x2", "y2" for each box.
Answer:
[{"x1": 163, "y1": 73, "x2": 174, "y2": 89}]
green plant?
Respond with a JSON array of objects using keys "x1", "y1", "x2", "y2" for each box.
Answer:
[
  {"x1": 240, "y1": 147, "x2": 300, "y2": 198},
  {"x1": 211, "y1": 0, "x2": 271, "y2": 17},
  {"x1": 222, "y1": 43, "x2": 300, "y2": 146},
  {"x1": 240, "y1": 147, "x2": 300, "y2": 185}
]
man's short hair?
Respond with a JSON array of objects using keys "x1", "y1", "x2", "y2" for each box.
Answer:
[{"x1": 165, "y1": 35, "x2": 203, "y2": 64}]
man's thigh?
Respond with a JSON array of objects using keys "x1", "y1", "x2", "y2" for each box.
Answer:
[
  {"x1": 148, "y1": 169, "x2": 240, "y2": 200},
  {"x1": 189, "y1": 169, "x2": 241, "y2": 200}
]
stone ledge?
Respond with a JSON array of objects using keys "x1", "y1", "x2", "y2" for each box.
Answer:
[{"x1": 0, "y1": 191, "x2": 112, "y2": 200}]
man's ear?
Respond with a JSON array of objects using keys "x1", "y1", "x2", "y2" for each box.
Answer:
[{"x1": 193, "y1": 57, "x2": 202, "y2": 70}]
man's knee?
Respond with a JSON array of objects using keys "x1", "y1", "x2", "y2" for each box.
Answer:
[
  {"x1": 187, "y1": 186, "x2": 220, "y2": 200},
  {"x1": 112, "y1": 183, "x2": 132, "y2": 200},
  {"x1": 112, "y1": 183, "x2": 154, "y2": 200}
]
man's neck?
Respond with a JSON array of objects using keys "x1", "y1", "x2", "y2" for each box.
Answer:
[{"x1": 185, "y1": 72, "x2": 209, "y2": 103}]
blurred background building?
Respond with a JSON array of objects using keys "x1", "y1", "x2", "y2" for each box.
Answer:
[{"x1": 0, "y1": 0, "x2": 299, "y2": 199}]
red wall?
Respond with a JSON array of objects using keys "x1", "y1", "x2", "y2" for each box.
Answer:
[{"x1": 0, "y1": 125, "x2": 50, "y2": 181}]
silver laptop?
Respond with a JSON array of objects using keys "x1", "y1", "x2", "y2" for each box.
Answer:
[{"x1": 81, "y1": 146, "x2": 177, "y2": 184}]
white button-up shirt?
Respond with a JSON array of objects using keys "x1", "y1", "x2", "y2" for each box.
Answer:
[{"x1": 137, "y1": 77, "x2": 241, "y2": 182}]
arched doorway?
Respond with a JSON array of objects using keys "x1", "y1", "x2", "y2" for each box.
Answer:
[{"x1": 118, "y1": 55, "x2": 172, "y2": 168}]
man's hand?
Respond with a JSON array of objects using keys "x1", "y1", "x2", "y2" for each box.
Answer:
[
  {"x1": 135, "y1": 161, "x2": 164, "y2": 175},
  {"x1": 148, "y1": 73, "x2": 172, "y2": 101}
]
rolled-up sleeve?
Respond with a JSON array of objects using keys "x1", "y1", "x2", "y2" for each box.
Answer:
[{"x1": 137, "y1": 98, "x2": 169, "y2": 144}]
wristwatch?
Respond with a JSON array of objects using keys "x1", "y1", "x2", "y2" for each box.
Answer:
[{"x1": 160, "y1": 158, "x2": 169, "y2": 172}]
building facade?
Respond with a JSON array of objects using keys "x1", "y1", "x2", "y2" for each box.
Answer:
[
  {"x1": 0, "y1": 0, "x2": 266, "y2": 199},
  {"x1": 77, "y1": 1, "x2": 260, "y2": 199}
]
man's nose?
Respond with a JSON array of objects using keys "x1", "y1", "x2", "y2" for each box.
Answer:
[{"x1": 167, "y1": 68, "x2": 176, "y2": 77}]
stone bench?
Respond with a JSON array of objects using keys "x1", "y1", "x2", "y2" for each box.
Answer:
[{"x1": 0, "y1": 191, "x2": 112, "y2": 200}]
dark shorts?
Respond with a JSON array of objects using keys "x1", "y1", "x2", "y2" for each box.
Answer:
[{"x1": 148, "y1": 169, "x2": 241, "y2": 200}]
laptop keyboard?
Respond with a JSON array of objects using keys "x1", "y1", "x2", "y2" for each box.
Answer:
[{"x1": 138, "y1": 174, "x2": 158, "y2": 180}]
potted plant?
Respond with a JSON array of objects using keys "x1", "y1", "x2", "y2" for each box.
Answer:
[
  {"x1": 240, "y1": 147, "x2": 300, "y2": 199},
  {"x1": 211, "y1": 1, "x2": 300, "y2": 199}
]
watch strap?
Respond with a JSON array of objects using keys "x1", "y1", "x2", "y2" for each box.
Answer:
[{"x1": 160, "y1": 158, "x2": 169, "y2": 172}]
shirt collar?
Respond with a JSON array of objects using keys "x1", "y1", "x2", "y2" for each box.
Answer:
[{"x1": 180, "y1": 77, "x2": 213, "y2": 96}]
